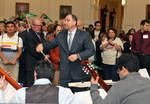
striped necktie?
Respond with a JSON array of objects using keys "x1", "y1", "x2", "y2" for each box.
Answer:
[
  {"x1": 139, "y1": 33, "x2": 143, "y2": 55},
  {"x1": 68, "y1": 33, "x2": 73, "y2": 50},
  {"x1": 37, "y1": 33, "x2": 42, "y2": 42}
]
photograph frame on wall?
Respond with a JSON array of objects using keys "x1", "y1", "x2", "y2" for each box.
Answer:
[
  {"x1": 146, "y1": 4, "x2": 150, "y2": 21},
  {"x1": 16, "y1": 2, "x2": 29, "y2": 16},
  {"x1": 59, "y1": 5, "x2": 72, "y2": 19}
]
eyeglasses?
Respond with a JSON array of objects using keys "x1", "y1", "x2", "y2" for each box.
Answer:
[
  {"x1": 33, "y1": 24, "x2": 42, "y2": 27},
  {"x1": 116, "y1": 70, "x2": 120, "y2": 74},
  {"x1": 96, "y1": 25, "x2": 101, "y2": 26}
]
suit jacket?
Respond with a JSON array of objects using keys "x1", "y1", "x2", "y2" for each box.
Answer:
[
  {"x1": 25, "y1": 29, "x2": 47, "y2": 71},
  {"x1": 18, "y1": 30, "x2": 28, "y2": 64},
  {"x1": 43, "y1": 29, "x2": 95, "y2": 79},
  {"x1": 90, "y1": 29, "x2": 106, "y2": 39}
]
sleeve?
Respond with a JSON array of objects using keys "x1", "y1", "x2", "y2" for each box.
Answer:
[
  {"x1": 9, "y1": 88, "x2": 26, "y2": 103},
  {"x1": 90, "y1": 84, "x2": 103, "y2": 104},
  {"x1": 0, "y1": 91, "x2": 5, "y2": 103},
  {"x1": 116, "y1": 38, "x2": 124, "y2": 51},
  {"x1": 131, "y1": 34, "x2": 135, "y2": 54},
  {"x1": 0, "y1": 36, "x2": 2, "y2": 46},
  {"x1": 90, "y1": 84, "x2": 121, "y2": 104},
  {"x1": 18, "y1": 37, "x2": 23, "y2": 47},
  {"x1": 78, "y1": 32, "x2": 95, "y2": 61},
  {"x1": 100, "y1": 38, "x2": 108, "y2": 50},
  {"x1": 58, "y1": 87, "x2": 86, "y2": 104},
  {"x1": 25, "y1": 33, "x2": 44, "y2": 59},
  {"x1": 43, "y1": 35, "x2": 58, "y2": 52}
]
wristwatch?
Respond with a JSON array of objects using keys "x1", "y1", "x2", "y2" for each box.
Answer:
[{"x1": 77, "y1": 54, "x2": 81, "y2": 60}]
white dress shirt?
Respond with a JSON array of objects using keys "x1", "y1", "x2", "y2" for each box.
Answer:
[
  {"x1": 0, "y1": 78, "x2": 86, "y2": 104},
  {"x1": 67, "y1": 28, "x2": 77, "y2": 44}
]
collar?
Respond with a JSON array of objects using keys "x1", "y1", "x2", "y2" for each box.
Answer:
[
  {"x1": 5, "y1": 33, "x2": 16, "y2": 38},
  {"x1": 120, "y1": 72, "x2": 140, "y2": 80},
  {"x1": 68, "y1": 28, "x2": 77, "y2": 35},
  {"x1": 138, "y1": 30, "x2": 149, "y2": 34},
  {"x1": 33, "y1": 78, "x2": 52, "y2": 85}
]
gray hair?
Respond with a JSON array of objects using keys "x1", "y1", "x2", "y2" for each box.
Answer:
[
  {"x1": 32, "y1": 19, "x2": 41, "y2": 25},
  {"x1": 18, "y1": 22, "x2": 26, "y2": 28}
]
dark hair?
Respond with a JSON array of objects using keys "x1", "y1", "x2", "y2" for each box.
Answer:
[
  {"x1": 120, "y1": 30, "x2": 125, "y2": 34},
  {"x1": 89, "y1": 24, "x2": 93, "y2": 28},
  {"x1": 99, "y1": 32, "x2": 107, "y2": 41},
  {"x1": 5, "y1": 21, "x2": 15, "y2": 28},
  {"x1": 94, "y1": 21, "x2": 101, "y2": 26},
  {"x1": 119, "y1": 33, "x2": 128, "y2": 41},
  {"x1": 13, "y1": 18, "x2": 23, "y2": 22},
  {"x1": 18, "y1": 22, "x2": 26, "y2": 28},
  {"x1": 42, "y1": 22, "x2": 46, "y2": 26},
  {"x1": 0, "y1": 21, "x2": 6, "y2": 24},
  {"x1": 128, "y1": 28, "x2": 136, "y2": 34},
  {"x1": 34, "y1": 60, "x2": 56, "y2": 82},
  {"x1": 71, "y1": 14, "x2": 78, "y2": 25},
  {"x1": 140, "y1": 20, "x2": 150, "y2": 26},
  {"x1": 116, "y1": 53, "x2": 140, "y2": 72},
  {"x1": 53, "y1": 24, "x2": 61, "y2": 37},
  {"x1": 108, "y1": 27, "x2": 117, "y2": 35}
]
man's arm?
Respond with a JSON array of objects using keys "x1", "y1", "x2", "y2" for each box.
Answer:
[
  {"x1": 0, "y1": 46, "x2": 9, "y2": 65},
  {"x1": 77, "y1": 33, "x2": 95, "y2": 61},
  {"x1": 26, "y1": 33, "x2": 45, "y2": 59},
  {"x1": 36, "y1": 35, "x2": 58, "y2": 53},
  {"x1": 10, "y1": 37, "x2": 23, "y2": 65},
  {"x1": 90, "y1": 77, "x2": 121, "y2": 104}
]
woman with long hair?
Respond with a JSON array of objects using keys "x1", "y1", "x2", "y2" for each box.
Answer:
[{"x1": 48, "y1": 24, "x2": 62, "y2": 86}]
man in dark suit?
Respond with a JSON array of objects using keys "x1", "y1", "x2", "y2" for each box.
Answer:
[
  {"x1": 36, "y1": 14, "x2": 95, "y2": 92},
  {"x1": 18, "y1": 21, "x2": 28, "y2": 87},
  {"x1": 25, "y1": 19, "x2": 50, "y2": 87},
  {"x1": 90, "y1": 21, "x2": 106, "y2": 41}
]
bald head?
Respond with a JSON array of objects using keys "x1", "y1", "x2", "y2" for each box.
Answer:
[{"x1": 77, "y1": 20, "x2": 83, "y2": 30}]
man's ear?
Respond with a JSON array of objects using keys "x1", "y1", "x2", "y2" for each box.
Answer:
[
  {"x1": 122, "y1": 66, "x2": 127, "y2": 73},
  {"x1": 34, "y1": 71, "x2": 37, "y2": 78}
]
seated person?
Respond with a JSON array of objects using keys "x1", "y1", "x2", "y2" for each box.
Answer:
[
  {"x1": 90, "y1": 53, "x2": 150, "y2": 104},
  {"x1": 0, "y1": 60, "x2": 86, "y2": 104}
]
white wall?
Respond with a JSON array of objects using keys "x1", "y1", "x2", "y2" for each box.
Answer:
[
  {"x1": 0, "y1": 0, "x2": 93, "y2": 27},
  {"x1": 123, "y1": 0, "x2": 150, "y2": 33}
]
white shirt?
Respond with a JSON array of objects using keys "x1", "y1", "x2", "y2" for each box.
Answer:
[
  {"x1": 67, "y1": 28, "x2": 77, "y2": 44},
  {"x1": 0, "y1": 79, "x2": 86, "y2": 104}
]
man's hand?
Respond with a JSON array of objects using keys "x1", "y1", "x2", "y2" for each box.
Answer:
[
  {"x1": 3, "y1": 59, "x2": 9, "y2": 65},
  {"x1": 0, "y1": 75, "x2": 8, "y2": 91},
  {"x1": 89, "y1": 59, "x2": 93, "y2": 63},
  {"x1": 68, "y1": 54, "x2": 78, "y2": 62},
  {"x1": 36, "y1": 44, "x2": 43, "y2": 53},
  {"x1": 90, "y1": 76, "x2": 99, "y2": 84},
  {"x1": 9, "y1": 59, "x2": 17, "y2": 65},
  {"x1": 44, "y1": 55, "x2": 50, "y2": 61}
]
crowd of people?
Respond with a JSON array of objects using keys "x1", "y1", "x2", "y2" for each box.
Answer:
[{"x1": 0, "y1": 14, "x2": 150, "y2": 104}]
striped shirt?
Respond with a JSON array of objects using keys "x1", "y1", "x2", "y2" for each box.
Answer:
[{"x1": 0, "y1": 33, "x2": 23, "y2": 64}]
